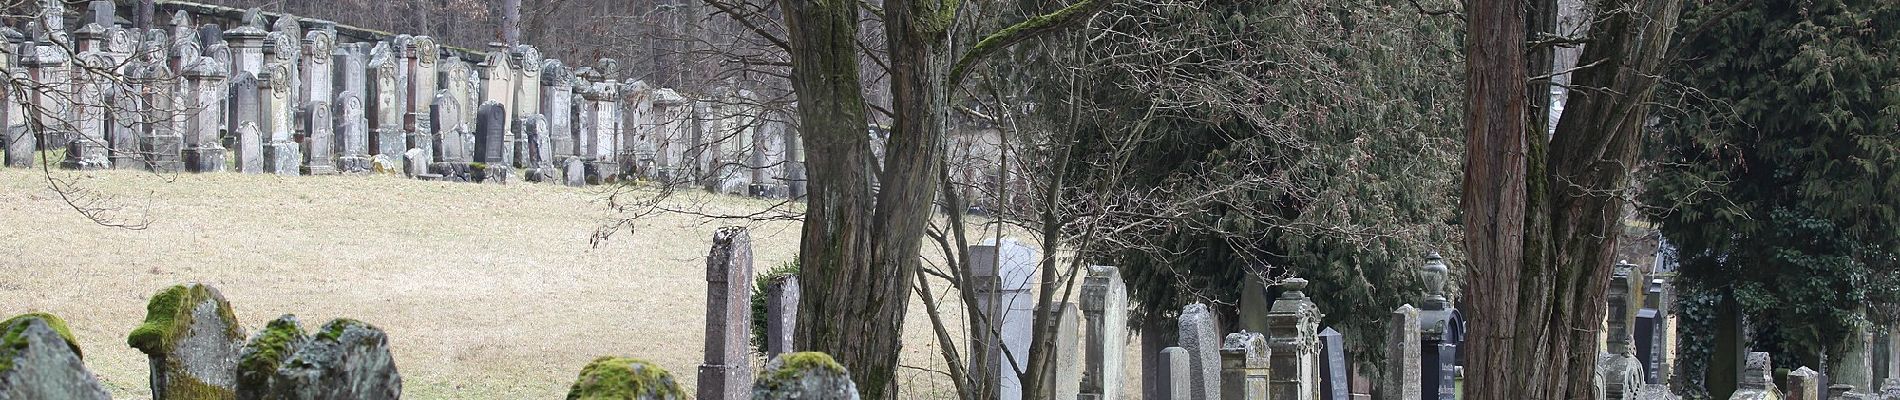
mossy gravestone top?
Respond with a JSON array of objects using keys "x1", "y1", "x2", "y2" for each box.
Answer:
[
  {"x1": 567, "y1": 357, "x2": 686, "y2": 400},
  {"x1": 752, "y1": 352, "x2": 859, "y2": 400},
  {"x1": 0, "y1": 313, "x2": 109, "y2": 400},
  {"x1": 128, "y1": 283, "x2": 244, "y2": 400},
  {"x1": 242, "y1": 316, "x2": 402, "y2": 400}
]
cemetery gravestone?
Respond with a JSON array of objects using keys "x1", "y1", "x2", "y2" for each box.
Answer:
[
  {"x1": 1382, "y1": 305, "x2": 1420, "y2": 400},
  {"x1": 1266, "y1": 278, "x2": 1322, "y2": 400},
  {"x1": 753, "y1": 352, "x2": 859, "y2": 400},
  {"x1": 127, "y1": 283, "x2": 243, "y2": 400},
  {"x1": 699, "y1": 227, "x2": 754, "y2": 400},
  {"x1": 1181, "y1": 303, "x2": 1223, "y2": 400},
  {"x1": 0, "y1": 314, "x2": 111, "y2": 400},
  {"x1": 1081, "y1": 265, "x2": 1128, "y2": 400},
  {"x1": 968, "y1": 238, "x2": 1039, "y2": 400},
  {"x1": 1220, "y1": 332, "x2": 1270, "y2": 400},
  {"x1": 765, "y1": 275, "x2": 799, "y2": 358}
]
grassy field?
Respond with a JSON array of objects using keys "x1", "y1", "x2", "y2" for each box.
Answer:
[{"x1": 0, "y1": 167, "x2": 1098, "y2": 399}]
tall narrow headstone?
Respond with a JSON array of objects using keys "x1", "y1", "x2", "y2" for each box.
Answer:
[
  {"x1": 1, "y1": 26, "x2": 28, "y2": 168},
  {"x1": 300, "y1": 101, "x2": 334, "y2": 175},
  {"x1": 1266, "y1": 278, "x2": 1322, "y2": 400},
  {"x1": 403, "y1": 37, "x2": 438, "y2": 159},
  {"x1": 1081, "y1": 265, "x2": 1128, "y2": 400},
  {"x1": 1833, "y1": 317, "x2": 1876, "y2": 393},
  {"x1": 700, "y1": 227, "x2": 754, "y2": 400},
  {"x1": 540, "y1": 59, "x2": 574, "y2": 159},
  {"x1": 334, "y1": 93, "x2": 369, "y2": 172},
  {"x1": 182, "y1": 57, "x2": 227, "y2": 172},
  {"x1": 522, "y1": 114, "x2": 554, "y2": 181},
  {"x1": 1040, "y1": 303, "x2": 1084, "y2": 400},
  {"x1": 260, "y1": 64, "x2": 299, "y2": 176},
  {"x1": 431, "y1": 91, "x2": 466, "y2": 162},
  {"x1": 1601, "y1": 262, "x2": 1648, "y2": 400},
  {"x1": 230, "y1": 72, "x2": 263, "y2": 173},
  {"x1": 1220, "y1": 332, "x2": 1271, "y2": 400},
  {"x1": 1319, "y1": 327, "x2": 1348, "y2": 400},
  {"x1": 1181, "y1": 303, "x2": 1223, "y2": 400},
  {"x1": 475, "y1": 101, "x2": 507, "y2": 164},
  {"x1": 968, "y1": 238, "x2": 1039, "y2": 400},
  {"x1": 764, "y1": 275, "x2": 799, "y2": 358},
  {"x1": 1381, "y1": 305, "x2": 1420, "y2": 400},
  {"x1": 62, "y1": 51, "x2": 110, "y2": 170},
  {"x1": 1163, "y1": 347, "x2": 1191, "y2": 400},
  {"x1": 1416, "y1": 253, "x2": 1464, "y2": 400},
  {"x1": 367, "y1": 42, "x2": 403, "y2": 161}
]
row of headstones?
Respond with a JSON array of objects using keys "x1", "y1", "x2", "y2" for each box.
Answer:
[
  {"x1": 1154, "y1": 278, "x2": 1324, "y2": 400},
  {"x1": 0, "y1": 283, "x2": 401, "y2": 399},
  {"x1": 0, "y1": 0, "x2": 796, "y2": 194}
]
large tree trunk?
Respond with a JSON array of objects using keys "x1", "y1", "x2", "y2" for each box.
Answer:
[
  {"x1": 501, "y1": 0, "x2": 522, "y2": 46},
  {"x1": 1464, "y1": 0, "x2": 1684, "y2": 399}
]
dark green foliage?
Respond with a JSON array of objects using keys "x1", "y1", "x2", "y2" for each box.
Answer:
[
  {"x1": 750, "y1": 261, "x2": 798, "y2": 354},
  {"x1": 1014, "y1": 0, "x2": 1466, "y2": 371},
  {"x1": 1651, "y1": 0, "x2": 1900, "y2": 387}
]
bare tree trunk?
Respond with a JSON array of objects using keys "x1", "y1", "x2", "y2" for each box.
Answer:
[
  {"x1": 1460, "y1": 0, "x2": 1533, "y2": 399},
  {"x1": 502, "y1": 0, "x2": 522, "y2": 46}
]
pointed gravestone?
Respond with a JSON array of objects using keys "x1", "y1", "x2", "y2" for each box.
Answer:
[
  {"x1": 264, "y1": 319, "x2": 401, "y2": 400},
  {"x1": 752, "y1": 352, "x2": 860, "y2": 400},
  {"x1": 0, "y1": 313, "x2": 110, "y2": 400},
  {"x1": 1180, "y1": 303, "x2": 1222, "y2": 400},
  {"x1": 127, "y1": 283, "x2": 243, "y2": 400},
  {"x1": 699, "y1": 227, "x2": 754, "y2": 400},
  {"x1": 567, "y1": 357, "x2": 684, "y2": 400},
  {"x1": 1318, "y1": 327, "x2": 1348, "y2": 400}
]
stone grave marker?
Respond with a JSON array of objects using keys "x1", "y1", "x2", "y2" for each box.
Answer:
[
  {"x1": 1220, "y1": 331, "x2": 1270, "y2": 400},
  {"x1": 1181, "y1": 303, "x2": 1222, "y2": 400},
  {"x1": 699, "y1": 227, "x2": 754, "y2": 400},
  {"x1": 753, "y1": 352, "x2": 859, "y2": 400},
  {"x1": 127, "y1": 283, "x2": 243, "y2": 400}
]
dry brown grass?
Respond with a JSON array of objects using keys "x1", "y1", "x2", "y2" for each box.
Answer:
[{"x1": 0, "y1": 167, "x2": 1141, "y2": 399}]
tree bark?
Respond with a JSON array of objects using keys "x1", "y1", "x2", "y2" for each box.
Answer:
[
  {"x1": 1460, "y1": 0, "x2": 1532, "y2": 399},
  {"x1": 502, "y1": 0, "x2": 522, "y2": 46}
]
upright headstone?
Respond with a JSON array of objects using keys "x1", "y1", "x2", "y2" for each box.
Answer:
[
  {"x1": 540, "y1": 59, "x2": 574, "y2": 158},
  {"x1": 1080, "y1": 265, "x2": 1128, "y2": 400},
  {"x1": 261, "y1": 319, "x2": 402, "y2": 400},
  {"x1": 1786, "y1": 367, "x2": 1819, "y2": 400},
  {"x1": 1181, "y1": 303, "x2": 1223, "y2": 400},
  {"x1": 332, "y1": 42, "x2": 367, "y2": 121},
  {"x1": 61, "y1": 51, "x2": 110, "y2": 170},
  {"x1": 1163, "y1": 347, "x2": 1191, "y2": 400},
  {"x1": 127, "y1": 283, "x2": 243, "y2": 400},
  {"x1": 301, "y1": 101, "x2": 335, "y2": 175},
  {"x1": 1601, "y1": 262, "x2": 1648, "y2": 400},
  {"x1": 1, "y1": 25, "x2": 27, "y2": 168},
  {"x1": 699, "y1": 227, "x2": 754, "y2": 400},
  {"x1": 1238, "y1": 277, "x2": 1271, "y2": 334},
  {"x1": 366, "y1": 42, "x2": 404, "y2": 161},
  {"x1": 334, "y1": 93, "x2": 370, "y2": 172},
  {"x1": 764, "y1": 275, "x2": 799, "y2": 358},
  {"x1": 968, "y1": 238, "x2": 1039, "y2": 400},
  {"x1": 1381, "y1": 305, "x2": 1421, "y2": 400},
  {"x1": 223, "y1": 23, "x2": 266, "y2": 78},
  {"x1": 260, "y1": 64, "x2": 299, "y2": 176},
  {"x1": 752, "y1": 352, "x2": 859, "y2": 400},
  {"x1": 522, "y1": 115, "x2": 554, "y2": 181},
  {"x1": 1833, "y1": 318, "x2": 1876, "y2": 393},
  {"x1": 1319, "y1": 327, "x2": 1349, "y2": 400},
  {"x1": 1220, "y1": 332, "x2": 1270, "y2": 400},
  {"x1": 473, "y1": 101, "x2": 511, "y2": 183},
  {"x1": 1040, "y1": 303, "x2": 1084, "y2": 400},
  {"x1": 431, "y1": 90, "x2": 466, "y2": 162},
  {"x1": 1416, "y1": 253, "x2": 1464, "y2": 400},
  {"x1": 23, "y1": 23, "x2": 74, "y2": 153},
  {"x1": 404, "y1": 37, "x2": 438, "y2": 161},
  {"x1": 298, "y1": 31, "x2": 336, "y2": 175},
  {"x1": 182, "y1": 57, "x2": 227, "y2": 172},
  {"x1": 230, "y1": 72, "x2": 263, "y2": 174},
  {"x1": 1727, "y1": 352, "x2": 1780, "y2": 400},
  {"x1": 0, "y1": 314, "x2": 111, "y2": 399},
  {"x1": 1266, "y1": 278, "x2": 1322, "y2": 400},
  {"x1": 87, "y1": 1, "x2": 113, "y2": 27}
]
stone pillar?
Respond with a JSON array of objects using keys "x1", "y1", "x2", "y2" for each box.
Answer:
[
  {"x1": 1080, "y1": 265, "x2": 1128, "y2": 400},
  {"x1": 540, "y1": 59, "x2": 574, "y2": 159},
  {"x1": 1319, "y1": 327, "x2": 1349, "y2": 400},
  {"x1": 698, "y1": 227, "x2": 754, "y2": 400},
  {"x1": 968, "y1": 238, "x2": 1037, "y2": 400},
  {"x1": 182, "y1": 57, "x2": 227, "y2": 172},
  {"x1": 1381, "y1": 305, "x2": 1420, "y2": 400},
  {"x1": 1787, "y1": 367, "x2": 1820, "y2": 400},
  {"x1": 1266, "y1": 278, "x2": 1322, "y2": 400},
  {"x1": 1163, "y1": 346, "x2": 1191, "y2": 400},
  {"x1": 405, "y1": 37, "x2": 439, "y2": 160},
  {"x1": 1180, "y1": 303, "x2": 1223, "y2": 400},
  {"x1": 128, "y1": 284, "x2": 241, "y2": 399},
  {"x1": 24, "y1": 25, "x2": 74, "y2": 153},
  {"x1": 259, "y1": 63, "x2": 299, "y2": 176},
  {"x1": 1416, "y1": 253, "x2": 1464, "y2": 400},
  {"x1": 765, "y1": 275, "x2": 799, "y2": 358},
  {"x1": 1221, "y1": 332, "x2": 1270, "y2": 400},
  {"x1": 1599, "y1": 262, "x2": 1647, "y2": 400},
  {"x1": 63, "y1": 51, "x2": 110, "y2": 170},
  {"x1": 298, "y1": 30, "x2": 336, "y2": 175},
  {"x1": 229, "y1": 72, "x2": 263, "y2": 174}
]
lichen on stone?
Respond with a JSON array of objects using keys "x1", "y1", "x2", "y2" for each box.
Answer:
[
  {"x1": 2, "y1": 313, "x2": 82, "y2": 358},
  {"x1": 566, "y1": 356, "x2": 685, "y2": 400},
  {"x1": 768, "y1": 352, "x2": 845, "y2": 384},
  {"x1": 127, "y1": 284, "x2": 243, "y2": 355},
  {"x1": 238, "y1": 314, "x2": 307, "y2": 397},
  {"x1": 125, "y1": 283, "x2": 244, "y2": 400}
]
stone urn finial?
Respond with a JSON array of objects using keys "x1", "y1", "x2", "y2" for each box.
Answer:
[
  {"x1": 1421, "y1": 252, "x2": 1448, "y2": 309},
  {"x1": 1279, "y1": 278, "x2": 1308, "y2": 300}
]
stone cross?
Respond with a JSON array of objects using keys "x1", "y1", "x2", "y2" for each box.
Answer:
[
  {"x1": 765, "y1": 275, "x2": 800, "y2": 358},
  {"x1": 1162, "y1": 346, "x2": 1191, "y2": 400},
  {"x1": 1180, "y1": 303, "x2": 1223, "y2": 400},
  {"x1": 1786, "y1": 367, "x2": 1819, "y2": 400},
  {"x1": 128, "y1": 284, "x2": 242, "y2": 399},
  {"x1": 699, "y1": 227, "x2": 754, "y2": 400},
  {"x1": 968, "y1": 238, "x2": 1038, "y2": 400},
  {"x1": 230, "y1": 72, "x2": 263, "y2": 173},
  {"x1": 1220, "y1": 331, "x2": 1270, "y2": 400},
  {"x1": 1318, "y1": 327, "x2": 1348, "y2": 400},
  {"x1": 1381, "y1": 304, "x2": 1420, "y2": 400},
  {"x1": 183, "y1": 57, "x2": 227, "y2": 172},
  {"x1": 1266, "y1": 278, "x2": 1322, "y2": 400},
  {"x1": 1080, "y1": 265, "x2": 1128, "y2": 400}
]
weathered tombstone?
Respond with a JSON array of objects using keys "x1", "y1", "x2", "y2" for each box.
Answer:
[
  {"x1": 262, "y1": 319, "x2": 401, "y2": 400},
  {"x1": 563, "y1": 157, "x2": 585, "y2": 187},
  {"x1": 0, "y1": 314, "x2": 110, "y2": 400},
  {"x1": 764, "y1": 275, "x2": 799, "y2": 358},
  {"x1": 62, "y1": 51, "x2": 110, "y2": 170},
  {"x1": 404, "y1": 36, "x2": 438, "y2": 150},
  {"x1": 474, "y1": 101, "x2": 508, "y2": 164},
  {"x1": 23, "y1": 23, "x2": 74, "y2": 153},
  {"x1": 1041, "y1": 303, "x2": 1083, "y2": 400},
  {"x1": 1181, "y1": 303, "x2": 1223, "y2": 400},
  {"x1": 87, "y1": 1, "x2": 113, "y2": 27},
  {"x1": 301, "y1": 101, "x2": 335, "y2": 175},
  {"x1": 567, "y1": 357, "x2": 685, "y2": 400},
  {"x1": 334, "y1": 94, "x2": 370, "y2": 172},
  {"x1": 1727, "y1": 352, "x2": 1780, "y2": 400},
  {"x1": 969, "y1": 238, "x2": 1039, "y2": 400},
  {"x1": 431, "y1": 91, "x2": 466, "y2": 162},
  {"x1": 1381, "y1": 305, "x2": 1421, "y2": 400},
  {"x1": 235, "y1": 121, "x2": 263, "y2": 174},
  {"x1": 1081, "y1": 265, "x2": 1128, "y2": 400},
  {"x1": 1319, "y1": 327, "x2": 1348, "y2": 400},
  {"x1": 1266, "y1": 278, "x2": 1322, "y2": 400},
  {"x1": 1238, "y1": 277, "x2": 1271, "y2": 334},
  {"x1": 223, "y1": 23, "x2": 266, "y2": 78},
  {"x1": 236, "y1": 314, "x2": 304, "y2": 400},
  {"x1": 299, "y1": 30, "x2": 333, "y2": 110},
  {"x1": 523, "y1": 114, "x2": 555, "y2": 181},
  {"x1": 753, "y1": 352, "x2": 859, "y2": 400},
  {"x1": 1786, "y1": 367, "x2": 1819, "y2": 400},
  {"x1": 402, "y1": 147, "x2": 427, "y2": 178},
  {"x1": 182, "y1": 57, "x2": 227, "y2": 172},
  {"x1": 541, "y1": 59, "x2": 574, "y2": 159},
  {"x1": 1162, "y1": 346, "x2": 1191, "y2": 400},
  {"x1": 1601, "y1": 262, "x2": 1648, "y2": 400},
  {"x1": 1834, "y1": 319, "x2": 1876, "y2": 393},
  {"x1": 260, "y1": 64, "x2": 300, "y2": 176},
  {"x1": 700, "y1": 227, "x2": 754, "y2": 400},
  {"x1": 1, "y1": 26, "x2": 27, "y2": 168},
  {"x1": 332, "y1": 43, "x2": 368, "y2": 120},
  {"x1": 1221, "y1": 332, "x2": 1270, "y2": 400},
  {"x1": 127, "y1": 283, "x2": 243, "y2": 400},
  {"x1": 366, "y1": 42, "x2": 401, "y2": 161}
]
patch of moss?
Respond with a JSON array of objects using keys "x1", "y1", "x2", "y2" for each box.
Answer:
[
  {"x1": 316, "y1": 318, "x2": 368, "y2": 342},
  {"x1": 764, "y1": 352, "x2": 846, "y2": 385},
  {"x1": 238, "y1": 315, "x2": 306, "y2": 394},
  {"x1": 469, "y1": 162, "x2": 488, "y2": 171},
  {"x1": 1, "y1": 313, "x2": 81, "y2": 358},
  {"x1": 128, "y1": 284, "x2": 243, "y2": 356},
  {"x1": 566, "y1": 356, "x2": 685, "y2": 400}
]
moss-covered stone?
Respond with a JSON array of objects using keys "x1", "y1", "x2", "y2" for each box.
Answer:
[
  {"x1": 0, "y1": 318, "x2": 111, "y2": 399},
  {"x1": 263, "y1": 318, "x2": 400, "y2": 400},
  {"x1": 237, "y1": 315, "x2": 307, "y2": 400},
  {"x1": 566, "y1": 356, "x2": 685, "y2": 400},
  {"x1": 126, "y1": 283, "x2": 244, "y2": 400},
  {"x1": 753, "y1": 352, "x2": 858, "y2": 399},
  {"x1": 2, "y1": 313, "x2": 81, "y2": 359}
]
